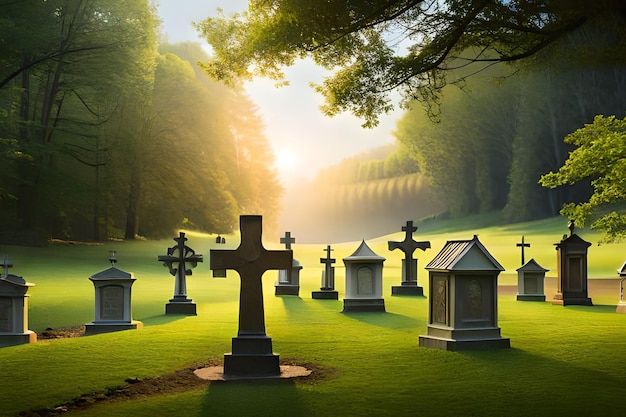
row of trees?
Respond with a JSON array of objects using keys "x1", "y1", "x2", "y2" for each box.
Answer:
[{"x1": 0, "y1": 0, "x2": 282, "y2": 244}]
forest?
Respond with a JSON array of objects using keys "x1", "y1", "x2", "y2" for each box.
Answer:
[{"x1": 0, "y1": 0, "x2": 282, "y2": 245}]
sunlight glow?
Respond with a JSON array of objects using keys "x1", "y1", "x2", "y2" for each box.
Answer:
[{"x1": 274, "y1": 149, "x2": 301, "y2": 175}]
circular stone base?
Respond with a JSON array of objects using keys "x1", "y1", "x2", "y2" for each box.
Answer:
[{"x1": 194, "y1": 365, "x2": 311, "y2": 381}]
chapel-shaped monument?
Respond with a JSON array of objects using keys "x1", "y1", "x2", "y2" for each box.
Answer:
[
  {"x1": 274, "y1": 231, "x2": 302, "y2": 296},
  {"x1": 516, "y1": 259, "x2": 548, "y2": 301},
  {"x1": 342, "y1": 240, "x2": 386, "y2": 312},
  {"x1": 419, "y1": 235, "x2": 510, "y2": 351},
  {"x1": 552, "y1": 221, "x2": 593, "y2": 306},
  {"x1": 0, "y1": 255, "x2": 36, "y2": 347}
]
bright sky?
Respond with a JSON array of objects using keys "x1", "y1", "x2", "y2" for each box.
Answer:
[{"x1": 155, "y1": 0, "x2": 401, "y2": 187}]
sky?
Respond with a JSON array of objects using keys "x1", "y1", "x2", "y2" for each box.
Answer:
[{"x1": 155, "y1": 0, "x2": 402, "y2": 187}]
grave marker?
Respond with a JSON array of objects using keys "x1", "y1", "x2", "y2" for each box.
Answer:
[
  {"x1": 210, "y1": 215, "x2": 292, "y2": 376},
  {"x1": 312, "y1": 245, "x2": 339, "y2": 299},
  {"x1": 516, "y1": 236, "x2": 530, "y2": 266},
  {"x1": 552, "y1": 221, "x2": 593, "y2": 306},
  {"x1": 275, "y1": 231, "x2": 302, "y2": 296},
  {"x1": 388, "y1": 221, "x2": 430, "y2": 296},
  {"x1": 0, "y1": 255, "x2": 36, "y2": 347},
  {"x1": 343, "y1": 240, "x2": 386, "y2": 312}
]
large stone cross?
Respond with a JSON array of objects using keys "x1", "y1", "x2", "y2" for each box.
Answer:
[
  {"x1": 388, "y1": 221, "x2": 430, "y2": 284},
  {"x1": 320, "y1": 245, "x2": 335, "y2": 289},
  {"x1": 516, "y1": 236, "x2": 530, "y2": 266},
  {"x1": 210, "y1": 215, "x2": 292, "y2": 336},
  {"x1": 158, "y1": 232, "x2": 203, "y2": 301}
]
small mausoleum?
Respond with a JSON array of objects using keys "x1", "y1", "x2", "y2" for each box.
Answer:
[
  {"x1": 275, "y1": 259, "x2": 302, "y2": 296},
  {"x1": 419, "y1": 235, "x2": 510, "y2": 351},
  {"x1": 342, "y1": 240, "x2": 386, "y2": 312},
  {"x1": 552, "y1": 226, "x2": 593, "y2": 306},
  {"x1": 516, "y1": 258, "x2": 549, "y2": 301},
  {"x1": 0, "y1": 261, "x2": 36, "y2": 347},
  {"x1": 616, "y1": 260, "x2": 626, "y2": 314},
  {"x1": 85, "y1": 256, "x2": 142, "y2": 336}
]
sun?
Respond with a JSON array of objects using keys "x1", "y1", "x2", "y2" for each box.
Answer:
[{"x1": 273, "y1": 149, "x2": 300, "y2": 175}]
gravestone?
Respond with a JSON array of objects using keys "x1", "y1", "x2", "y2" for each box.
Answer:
[
  {"x1": 0, "y1": 255, "x2": 36, "y2": 347},
  {"x1": 312, "y1": 245, "x2": 339, "y2": 300},
  {"x1": 552, "y1": 221, "x2": 593, "y2": 306},
  {"x1": 85, "y1": 252, "x2": 142, "y2": 335},
  {"x1": 419, "y1": 235, "x2": 510, "y2": 351},
  {"x1": 275, "y1": 231, "x2": 302, "y2": 296},
  {"x1": 210, "y1": 215, "x2": 292, "y2": 377},
  {"x1": 342, "y1": 240, "x2": 386, "y2": 312},
  {"x1": 516, "y1": 259, "x2": 548, "y2": 301},
  {"x1": 516, "y1": 236, "x2": 530, "y2": 265},
  {"x1": 158, "y1": 232, "x2": 203, "y2": 315},
  {"x1": 388, "y1": 221, "x2": 430, "y2": 296},
  {"x1": 616, "y1": 261, "x2": 626, "y2": 314}
]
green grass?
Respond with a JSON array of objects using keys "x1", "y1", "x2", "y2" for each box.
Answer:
[{"x1": 1, "y1": 215, "x2": 625, "y2": 416}]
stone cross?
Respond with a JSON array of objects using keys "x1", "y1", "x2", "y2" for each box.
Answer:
[
  {"x1": 280, "y1": 231, "x2": 295, "y2": 250},
  {"x1": 387, "y1": 221, "x2": 430, "y2": 283},
  {"x1": 158, "y1": 232, "x2": 203, "y2": 301},
  {"x1": 210, "y1": 215, "x2": 292, "y2": 336},
  {"x1": 516, "y1": 236, "x2": 530, "y2": 266},
  {"x1": 320, "y1": 245, "x2": 336, "y2": 289},
  {"x1": 1, "y1": 254, "x2": 13, "y2": 278}
]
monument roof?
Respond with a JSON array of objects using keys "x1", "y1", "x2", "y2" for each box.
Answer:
[
  {"x1": 516, "y1": 258, "x2": 549, "y2": 272},
  {"x1": 556, "y1": 233, "x2": 591, "y2": 248},
  {"x1": 343, "y1": 240, "x2": 386, "y2": 262},
  {"x1": 618, "y1": 260, "x2": 626, "y2": 276},
  {"x1": 90, "y1": 266, "x2": 134, "y2": 280},
  {"x1": 425, "y1": 235, "x2": 504, "y2": 272}
]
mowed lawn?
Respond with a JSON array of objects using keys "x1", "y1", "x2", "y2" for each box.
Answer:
[{"x1": 1, "y1": 215, "x2": 625, "y2": 416}]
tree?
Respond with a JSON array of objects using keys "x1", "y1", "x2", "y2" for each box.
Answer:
[
  {"x1": 196, "y1": 0, "x2": 626, "y2": 127},
  {"x1": 539, "y1": 115, "x2": 626, "y2": 241}
]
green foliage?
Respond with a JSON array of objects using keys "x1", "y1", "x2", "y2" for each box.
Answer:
[{"x1": 540, "y1": 115, "x2": 626, "y2": 241}]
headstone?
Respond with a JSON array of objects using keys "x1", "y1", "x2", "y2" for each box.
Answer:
[
  {"x1": 552, "y1": 221, "x2": 593, "y2": 306},
  {"x1": 158, "y1": 232, "x2": 203, "y2": 315},
  {"x1": 85, "y1": 252, "x2": 142, "y2": 336},
  {"x1": 516, "y1": 259, "x2": 548, "y2": 301},
  {"x1": 419, "y1": 235, "x2": 510, "y2": 351},
  {"x1": 342, "y1": 240, "x2": 386, "y2": 312},
  {"x1": 516, "y1": 236, "x2": 530, "y2": 266},
  {"x1": 0, "y1": 255, "x2": 36, "y2": 347},
  {"x1": 210, "y1": 215, "x2": 292, "y2": 377},
  {"x1": 275, "y1": 231, "x2": 301, "y2": 296},
  {"x1": 312, "y1": 245, "x2": 339, "y2": 300},
  {"x1": 616, "y1": 261, "x2": 626, "y2": 313},
  {"x1": 388, "y1": 221, "x2": 430, "y2": 296}
]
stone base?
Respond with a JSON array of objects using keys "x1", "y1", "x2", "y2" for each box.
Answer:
[
  {"x1": 616, "y1": 303, "x2": 626, "y2": 314},
  {"x1": 275, "y1": 284, "x2": 300, "y2": 296},
  {"x1": 224, "y1": 336, "x2": 280, "y2": 377},
  {"x1": 85, "y1": 320, "x2": 143, "y2": 336},
  {"x1": 0, "y1": 331, "x2": 37, "y2": 347},
  {"x1": 342, "y1": 298, "x2": 385, "y2": 312},
  {"x1": 419, "y1": 334, "x2": 511, "y2": 351},
  {"x1": 391, "y1": 285, "x2": 424, "y2": 296},
  {"x1": 166, "y1": 301, "x2": 197, "y2": 315},
  {"x1": 551, "y1": 293, "x2": 593, "y2": 306},
  {"x1": 517, "y1": 294, "x2": 546, "y2": 302},
  {"x1": 312, "y1": 290, "x2": 339, "y2": 300}
]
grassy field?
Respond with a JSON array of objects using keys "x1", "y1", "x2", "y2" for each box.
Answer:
[{"x1": 0, "y1": 215, "x2": 625, "y2": 416}]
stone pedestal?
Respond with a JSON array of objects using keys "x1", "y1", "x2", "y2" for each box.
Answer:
[
  {"x1": 516, "y1": 259, "x2": 548, "y2": 302},
  {"x1": 552, "y1": 233, "x2": 592, "y2": 306},
  {"x1": 165, "y1": 298, "x2": 197, "y2": 315},
  {"x1": 0, "y1": 273, "x2": 36, "y2": 347},
  {"x1": 312, "y1": 267, "x2": 339, "y2": 299},
  {"x1": 275, "y1": 259, "x2": 302, "y2": 296},
  {"x1": 419, "y1": 236, "x2": 510, "y2": 351},
  {"x1": 85, "y1": 265, "x2": 142, "y2": 336},
  {"x1": 342, "y1": 241, "x2": 385, "y2": 313},
  {"x1": 224, "y1": 336, "x2": 280, "y2": 376},
  {"x1": 392, "y1": 260, "x2": 424, "y2": 296}
]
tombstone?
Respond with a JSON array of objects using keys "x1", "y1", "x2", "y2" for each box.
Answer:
[
  {"x1": 516, "y1": 235, "x2": 531, "y2": 266},
  {"x1": 85, "y1": 252, "x2": 142, "y2": 336},
  {"x1": 0, "y1": 255, "x2": 37, "y2": 347},
  {"x1": 419, "y1": 235, "x2": 510, "y2": 351},
  {"x1": 210, "y1": 215, "x2": 292, "y2": 377},
  {"x1": 616, "y1": 261, "x2": 626, "y2": 314},
  {"x1": 552, "y1": 221, "x2": 593, "y2": 306},
  {"x1": 312, "y1": 245, "x2": 339, "y2": 300},
  {"x1": 342, "y1": 240, "x2": 386, "y2": 312},
  {"x1": 275, "y1": 231, "x2": 301, "y2": 296},
  {"x1": 516, "y1": 259, "x2": 548, "y2": 301},
  {"x1": 158, "y1": 232, "x2": 203, "y2": 315},
  {"x1": 388, "y1": 221, "x2": 430, "y2": 296}
]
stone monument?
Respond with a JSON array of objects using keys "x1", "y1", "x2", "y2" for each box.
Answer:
[
  {"x1": 210, "y1": 215, "x2": 292, "y2": 377},
  {"x1": 419, "y1": 235, "x2": 510, "y2": 351},
  {"x1": 616, "y1": 260, "x2": 626, "y2": 314},
  {"x1": 85, "y1": 251, "x2": 143, "y2": 335},
  {"x1": 552, "y1": 221, "x2": 593, "y2": 306},
  {"x1": 0, "y1": 255, "x2": 36, "y2": 347},
  {"x1": 312, "y1": 245, "x2": 339, "y2": 300},
  {"x1": 388, "y1": 220, "x2": 430, "y2": 296},
  {"x1": 516, "y1": 258, "x2": 548, "y2": 301},
  {"x1": 342, "y1": 240, "x2": 386, "y2": 312},
  {"x1": 158, "y1": 232, "x2": 203, "y2": 315},
  {"x1": 275, "y1": 231, "x2": 302, "y2": 296}
]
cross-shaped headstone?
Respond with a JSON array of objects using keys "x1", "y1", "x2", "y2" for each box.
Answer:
[
  {"x1": 516, "y1": 236, "x2": 530, "y2": 266},
  {"x1": 1, "y1": 254, "x2": 13, "y2": 278},
  {"x1": 158, "y1": 232, "x2": 203, "y2": 301},
  {"x1": 388, "y1": 221, "x2": 430, "y2": 284},
  {"x1": 280, "y1": 231, "x2": 295, "y2": 250},
  {"x1": 320, "y1": 245, "x2": 336, "y2": 289},
  {"x1": 210, "y1": 215, "x2": 292, "y2": 336}
]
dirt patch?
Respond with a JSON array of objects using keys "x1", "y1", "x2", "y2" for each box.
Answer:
[{"x1": 37, "y1": 325, "x2": 85, "y2": 340}]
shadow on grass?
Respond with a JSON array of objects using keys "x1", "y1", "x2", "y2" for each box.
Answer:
[
  {"x1": 342, "y1": 311, "x2": 423, "y2": 330},
  {"x1": 200, "y1": 378, "x2": 309, "y2": 416},
  {"x1": 138, "y1": 314, "x2": 189, "y2": 326},
  {"x1": 563, "y1": 304, "x2": 618, "y2": 314}
]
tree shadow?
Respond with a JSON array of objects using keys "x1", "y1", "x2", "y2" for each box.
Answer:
[
  {"x1": 342, "y1": 311, "x2": 423, "y2": 330},
  {"x1": 138, "y1": 314, "x2": 189, "y2": 326}
]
